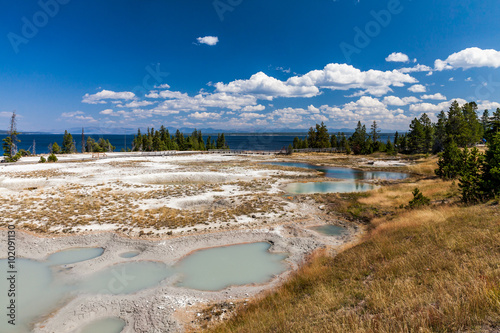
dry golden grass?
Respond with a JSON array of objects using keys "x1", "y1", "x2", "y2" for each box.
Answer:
[
  {"x1": 207, "y1": 186, "x2": 500, "y2": 333},
  {"x1": 404, "y1": 156, "x2": 440, "y2": 176},
  {"x1": 358, "y1": 179, "x2": 459, "y2": 208}
]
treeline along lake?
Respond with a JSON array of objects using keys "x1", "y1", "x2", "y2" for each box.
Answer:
[{"x1": 10, "y1": 133, "x2": 397, "y2": 155}]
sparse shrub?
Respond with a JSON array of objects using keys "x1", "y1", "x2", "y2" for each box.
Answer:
[
  {"x1": 47, "y1": 153, "x2": 58, "y2": 162},
  {"x1": 39, "y1": 156, "x2": 46, "y2": 163},
  {"x1": 408, "y1": 187, "x2": 430, "y2": 209},
  {"x1": 19, "y1": 149, "x2": 30, "y2": 157}
]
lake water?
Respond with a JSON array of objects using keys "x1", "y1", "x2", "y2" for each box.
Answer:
[
  {"x1": 270, "y1": 162, "x2": 405, "y2": 194},
  {"x1": 285, "y1": 181, "x2": 378, "y2": 194},
  {"x1": 12, "y1": 134, "x2": 308, "y2": 154},
  {"x1": 176, "y1": 242, "x2": 288, "y2": 291},
  {"x1": 267, "y1": 162, "x2": 408, "y2": 180}
]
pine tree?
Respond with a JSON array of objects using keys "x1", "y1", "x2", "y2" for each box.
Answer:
[
  {"x1": 366, "y1": 137, "x2": 374, "y2": 154},
  {"x1": 152, "y1": 131, "x2": 161, "y2": 151},
  {"x1": 2, "y1": 136, "x2": 13, "y2": 160},
  {"x1": 370, "y1": 120, "x2": 380, "y2": 152},
  {"x1": 206, "y1": 136, "x2": 213, "y2": 150},
  {"x1": 345, "y1": 141, "x2": 351, "y2": 155},
  {"x1": 86, "y1": 137, "x2": 94, "y2": 152},
  {"x1": 133, "y1": 129, "x2": 142, "y2": 151},
  {"x1": 61, "y1": 130, "x2": 75, "y2": 154},
  {"x1": 446, "y1": 100, "x2": 468, "y2": 146},
  {"x1": 462, "y1": 102, "x2": 482, "y2": 145},
  {"x1": 175, "y1": 130, "x2": 185, "y2": 150},
  {"x1": 216, "y1": 133, "x2": 227, "y2": 149},
  {"x1": 408, "y1": 188, "x2": 430, "y2": 209},
  {"x1": 481, "y1": 132, "x2": 500, "y2": 198},
  {"x1": 399, "y1": 134, "x2": 408, "y2": 154},
  {"x1": 145, "y1": 128, "x2": 153, "y2": 151},
  {"x1": 306, "y1": 126, "x2": 317, "y2": 148},
  {"x1": 52, "y1": 142, "x2": 61, "y2": 154},
  {"x1": 385, "y1": 137, "x2": 394, "y2": 155},
  {"x1": 330, "y1": 133, "x2": 337, "y2": 149},
  {"x1": 407, "y1": 117, "x2": 425, "y2": 154},
  {"x1": 316, "y1": 122, "x2": 330, "y2": 148},
  {"x1": 433, "y1": 110, "x2": 447, "y2": 153},
  {"x1": 487, "y1": 108, "x2": 500, "y2": 141},
  {"x1": 350, "y1": 121, "x2": 368, "y2": 154},
  {"x1": 435, "y1": 138, "x2": 462, "y2": 179},
  {"x1": 420, "y1": 113, "x2": 434, "y2": 153},
  {"x1": 339, "y1": 133, "x2": 346, "y2": 151},
  {"x1": 459, "y1": 147, "x2": 484, "y2": 204},
  {"x1": 481, "y1": 109, "x2": 490, "y2": 139},
  {"x1": 2, "y1": 111, "x2": 21, "y2": 162}
]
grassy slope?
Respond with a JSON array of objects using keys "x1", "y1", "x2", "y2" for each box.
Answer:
[{"x1": 207, "y1": 158, "x2": 500, "y2": 333}]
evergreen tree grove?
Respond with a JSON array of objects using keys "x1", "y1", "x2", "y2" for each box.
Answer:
[{"x1": 130, "y1": 127, "x2": 226, "y2": 152}]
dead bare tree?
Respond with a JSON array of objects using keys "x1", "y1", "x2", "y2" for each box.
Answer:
[
  {"x1": 9, "y1": 111, "x2": 18, "y2": 156},
  {"x1": 81, "y1": 127, "x2": 85, "y2": 153}
]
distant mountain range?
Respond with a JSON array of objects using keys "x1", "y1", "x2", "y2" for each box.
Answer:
[
  {"x1": 66, "y1": 126, "x2": 317, "y2": 135},
  {"x1": 6, "y1": 127, "x2": 404, "y2": 135},
  {"x1": 0, "y1": 130, "x2": 50, "y2": 135}
]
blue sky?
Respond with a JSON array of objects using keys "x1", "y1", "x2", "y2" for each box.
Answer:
[{"x1": 1, "y1": 0, "x2": 500, "y2": 132}]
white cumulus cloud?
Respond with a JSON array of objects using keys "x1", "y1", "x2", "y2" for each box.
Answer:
[
  {"x1": 382, "y1": 96, "x2": 420, "y2": 106},
  {"x1": 386, "y1": 52, "x2": 410, "y2": 63},
  {"x1": 61, "y1": 111, "x2": 98, "y2": 123},
  {"x1": 189, "y1": 111, "x2": 222, "y2": 120},
  {"x1": 398, "y1": 64, "x2": 432, "y2": 73},
  {"x1": 196, "y1": 36, "x2": 219, "y2": 46},
  {"x1": 477, "y1": 100, "x2": 500, "y2": 110},
  {"x1": 287, "y1": 63, "x2": 417, "y2": 97},
  {"x1": 241, "y1": 104, "x2": 266, "y2": 112},
  {"x1": 420, "y1": 93, "x2": 447, "y2": 100},
  {"x1": 216, "y1": 63, "x2": 417, "y2": 100},
  {"x1": 408, "y1": 84, "x2": 427, "y2": 93},
  {"x1": 434, "y1": 47, "x2": 500, "y2": 71},
  {"x1": 409, "y1": 99, "x2": 467, "y2": 113},
  {"x1": 240, "y1": 112, "x2": 266, "y2": 119},
  {"x1": 215, "y1": 71, "x2": 320, "y2": 100},
  {"x1": 124, "y1": 100, "x2": 155, "y2": 108},
  {"x1": 82, "y1": 90, "x2": 135, "y2": 104}
]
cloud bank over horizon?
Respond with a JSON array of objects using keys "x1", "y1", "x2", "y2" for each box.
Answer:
[{"x1": 63, "y1": 47, "x2": 500, "y2": 132}]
